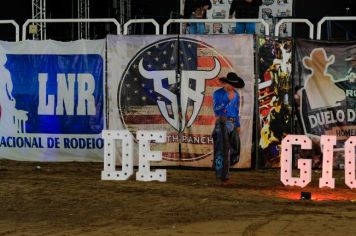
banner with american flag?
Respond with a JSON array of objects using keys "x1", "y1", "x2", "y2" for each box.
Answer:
[{"x1": 107, "y1": 34, "x2": 254, "y2": 168}]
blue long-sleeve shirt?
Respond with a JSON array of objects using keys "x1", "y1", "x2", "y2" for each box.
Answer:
[{"x1": 213, "y1": 87, "x2": 240, "y2": 127}]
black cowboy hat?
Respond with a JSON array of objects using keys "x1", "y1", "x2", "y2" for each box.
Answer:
[{"x1": 219, "y1": 72, "x2": 245, "y2": 88}]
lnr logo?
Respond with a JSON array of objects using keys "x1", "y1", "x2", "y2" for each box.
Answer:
[
  {"x1": 281, "y1": 135, "x2": 356, "y2": 189},
  {"x1": 3, "y1": 54, "x2": 104, "y2": 135}
]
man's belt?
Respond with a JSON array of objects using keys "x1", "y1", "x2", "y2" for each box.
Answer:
[{"x1": 217, "y1": 117, "x2": 236, "y2": 122}]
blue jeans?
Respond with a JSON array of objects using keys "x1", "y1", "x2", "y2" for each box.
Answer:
[
  {"x1": 212, "y1": 119, "x2": 240, "y2": 181},
  {"x1": 235, "y1": 23, "x2": 256, "y2": 34},
  {"x1": 189, "y1": 22, "x2": 206, "y2": 34}
]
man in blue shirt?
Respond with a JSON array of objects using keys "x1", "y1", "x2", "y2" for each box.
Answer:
[{"x1": 212, "y1": 72, "x2": 244, "y2": 185}]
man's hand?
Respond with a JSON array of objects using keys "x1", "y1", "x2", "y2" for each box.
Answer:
[{"x1": 236, "y1": 127, "x2": 241, "y2": 134}]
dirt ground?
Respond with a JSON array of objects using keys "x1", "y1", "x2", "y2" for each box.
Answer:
[{"x1": 1, "y1": 160, "x2": 356, "y2": 236}]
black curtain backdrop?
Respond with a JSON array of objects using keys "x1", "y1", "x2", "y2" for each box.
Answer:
[
  {"x1": 0, "y1": 0, "x2": 180, "y2": 41},
  {"x1": 294, "y1": 0, "x2": 356, "y2": 40},
  {"x1": 0, "y1": 1, "x2": 31, "y2": 41}
]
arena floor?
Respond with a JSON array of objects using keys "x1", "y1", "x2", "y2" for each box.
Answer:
[{"x1": 1, "y1": 160, "x2": 356, "y2": 235}]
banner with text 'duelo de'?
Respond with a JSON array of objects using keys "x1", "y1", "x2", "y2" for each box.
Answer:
[
  {"x1": 0, "y1": 40, "x2": 105, "y2": 161},
  {"x1": 295, "y1": 40, "x2": 356, "y2": 146},
  {"x1": 107, "y1": 35, "x2": 254, "y2": 168}
]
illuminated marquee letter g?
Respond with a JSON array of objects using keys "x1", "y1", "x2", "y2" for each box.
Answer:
[{"x1": 281, "y1": 135, "x2": 312, "y2": 188}]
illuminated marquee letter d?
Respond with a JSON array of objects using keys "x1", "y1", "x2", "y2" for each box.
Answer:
[{"x1": 101, "y1": 130, "x2": 134, "y2": 180}]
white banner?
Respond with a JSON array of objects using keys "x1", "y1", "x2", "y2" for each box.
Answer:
[
  {"x1": 258, "y1": 0, "x2": 293, "y2": 36},
  {"x1": 0, "y1": 40, "x2": 106, "y2": 161},
  {"x1": 107, "y1": 34, "x2": 254, "y2": 168},
  {"x1": 206, "y1": 0, "x2": 236, "y2": 34}
]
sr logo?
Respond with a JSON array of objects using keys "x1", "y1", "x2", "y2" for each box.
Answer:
[{"x1": 118, "y1": 37, "x2": 231, "y2": 132}]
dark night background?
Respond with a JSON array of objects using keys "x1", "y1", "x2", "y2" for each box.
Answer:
[{"x1": 0, "y1": 0, "x2": 355, "y2": 41}]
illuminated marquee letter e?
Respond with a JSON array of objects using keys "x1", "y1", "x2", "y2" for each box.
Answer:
[{"x1": 136, "y1": 130, "x2": 167, "y2": 182}]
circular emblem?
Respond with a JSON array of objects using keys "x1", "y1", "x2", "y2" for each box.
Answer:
[{"x1": 118, "y1": 37, "x2": 233, "y2": 161}]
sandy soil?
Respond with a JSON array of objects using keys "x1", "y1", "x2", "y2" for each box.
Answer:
[{"x1": 1, "y1": 159, "x2": 356, "y2": 236}]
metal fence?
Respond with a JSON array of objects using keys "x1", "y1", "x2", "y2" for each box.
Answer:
[{"x1": 3, "y1": 16, "x2": 355, "y2": 41}]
